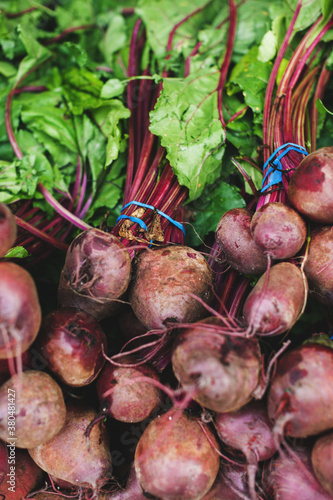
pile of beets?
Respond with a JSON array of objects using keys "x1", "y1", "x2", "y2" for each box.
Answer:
[{"x1": 1, "y1": 146, "x2": 333, "y2": 500}]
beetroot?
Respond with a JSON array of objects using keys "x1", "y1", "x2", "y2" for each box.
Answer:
[
  {"x1": 129, "y1": 245, "x2": 214, "y2": 331},
  {"x1": 134, "y1": 408, "x2": 220, "y2": 500},
  {"x1": 243, "y1": 261, "x2": 308, "y2": 336},
  {"x1": 0, "y1": 370, "x2": 66, "y2": 448},
  {"x1": 0, "y1": 448, "x2": 45, "y2": 499},
  {"x1": 28, "y1": 402, "x2": 112, "y2": 492},
  {"x1": 0, "y1": 261, "x2": 42, "y2": 359},
  {"x1": 264, "y1": 445, "x2": 332, "y2": 500},
  {"x1": 215, "y1": 400, "x2": 277, "y2": 499},
  {"x1": 202, "y1": 464, "x2": 250, "y2": 500},
  {"x1": 109, "y1": 463, "x2": 147, "y2": 499},
  {"x1": 58, "y1": 228, "x2": 132, "y2": 321},
  {"x1": 311, "y1": 431, "x2": 333, "y2": 496},
  {"x1": 267, "y1": 343, "x2": 333, "y2": 438},
  {"x1": 303, "y1": 225, "x2": 333, "y2": 305},
  {"x1": 288, "y1": 146, "x2": 333, "y2": 223},
  {"x1": 250, "y1": 202, "x2": 307, "y2": 260},
  {"x1": 96, "y1": 356, "x2": 161, "y2": 423},
  {"x1": 36, "y1": 308, "x2": 107, "y2": 387},
  {"x1": 0, "y1": 439, "x2": 6, "y2": 486},
  {"x1": 215, "y1": 207, "x2": 267, "y2": 275},
  {"x1": 0, "y1": 203, "x2": 17, "y2": 258},
  {"x1": 171, "y1": 317, "x2": 261, "y2": 413},
  {"x1": 215, "y1": 400, "x2": 277, "y2": 462}
]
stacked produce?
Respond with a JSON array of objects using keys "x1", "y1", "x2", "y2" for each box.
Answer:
[{"x1": 1, "y1": 1, "x2": 333, "y2": 499}]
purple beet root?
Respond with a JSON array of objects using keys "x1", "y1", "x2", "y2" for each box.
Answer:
[
  {"x1": 129, "y1": 245, "x2": 214, "y2": 331},
  {"x1": 215, "y1": 400, "x2": 277, "y2": 462},
  {"x1": 264, "y1": 445, "x2": 332, "y2": 500},
  {"x1": 0, "y1": 448, "x2": 45, "y2": 499},
  {"x1": 215, "y1": 207, "x2": 267, "y2": 275},
  {"x1": 250, "y1": 202, "x2": 307, "y2": 260},
  {"x1": 96, "y1": 356, "x2": 161, "y2": 423},
  {"x1": 243, "y1": 261, "x2": 308, "y2": 336},
  {"x1": 109, "y1": 463, "x2": 147, "y2": 499},
  {"x1": 171, "y1": 317, "x2": 262, "y2": 413},
  {"x1": 202, "y1": 463, "x2": 250, "y2": 499},
  {"x1": 311, "y1": 431, "x2": 333, "y2": 496},
  {"x1": 0, "y1": 203, "x2": 17, "y2": 258},
  {"x1": 28, "y1": 402, "x2": 113, "y2": 493},
  {"x1": 0, "y1": 439, "x2": 6, "y2": 486},
  {"x1": 36, "y1": 308, "x2": 107, "y2": 387},
  {"x1": 0, "y1": 261, "x2": 42, "y2": 359},
  {"x1": 267, "y1": 343, "x2": 333, "y2": 439},
  {"x1": 288, "y1": 146, "x2": 333, "y2": 223},
  {"x1": 58, "y1": 228, "x2": 132, "y2": 321},
  {"x1": 303, "y1": 225, "x2": 333, "y2": 305},
  {"x1": 134, "y1": 408, "x2": 220, "y2": 500},
  {"x1": 0, "y1": 370, "x2": 66, "y2": 448},
  {"x1": 215, "y1": 400, "x2": 278, "y2": 499}
]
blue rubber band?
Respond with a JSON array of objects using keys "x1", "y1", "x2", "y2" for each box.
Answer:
[
  {"x1": 119, "y1": 200, "x2": 186, "y2": 237},
  {"x1": 115, "y1": 214, "x2": 149, "y2": 232},
  {"x1": 261, "y1": 143, "x2": 308, "y2": 193}
]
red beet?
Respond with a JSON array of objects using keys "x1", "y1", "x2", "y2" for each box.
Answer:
[
  {"x1": 243, "y1": 261, "x2": 308, "y2": 336},
  {"x1": 0, "y1": 439, "x2": 6, "y2": 486},
  {"x1": 0, "y1": 261, "x2": 42, "y2": 359},
  {"x1": 311, "y1": 431, "x2": 333, "y2": 496},
  {"x1": 215, "y1": 400, "x2": 278, "y2": 499},
  {"x1": 36, "y1": 308, "x2": 107, "y2": 387},
  {"x1": 29, "y1": 402, "x2": 113, "y2": 493},
  {"x1": 264, "y1": 445, "x2": 332, "y2": 500},
  {"x1": 250, "y1": 202, "x2": 307, "y2": 260},
  {"x1": 202, "y1": 463, "x2": 250, "y2": 500},
  {"x1": 171, "y1": 317, "x2": 262, "y2": 413},
  {"x1": 215, "y1": 400, "x2": 277, "y2": 462},
  {"x1": 288, "y1": 146, "x2": 333, "y2": 223},
  {"x1": 58, "y1": 228, "x2": 132, "y2": 321},
  {"x1": 0, "y1": 370, "x2": 66, "y2": 448},
  {"x1": 303, "y1": 225, "x2": 333, "y2": 305},
  {"x1": 96, "y1": 356, "x2": 161, "y2": 423},
  {"x1": 267, "y1": 343, "x2": 333, "y2": 438},
  {"x1": 129, "y1": 245, "x2": 214, "y2": 331},
  {"x1": 134, "y1": 408, "x2": 220, "y2": 500},
  {"x1": 0, "y1": 203, "x2": 17, "y2": 258},
  {"x1": 0, "y1": 448, "x2": 45, "y2": 499},
  {"x1": 215, "y1": 207, "x2": 267, "y2": 275},
  {"x1": 109, "y1": 463, "x2": 147, "y2": 499}
]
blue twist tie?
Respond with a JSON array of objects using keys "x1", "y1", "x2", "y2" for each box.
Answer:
[
  {"x1": 261, "y1": 142, "x2": 308, "y2": 193},
  {"x1": 116, "y1": 200, "x2": 186, "y2": 237}
]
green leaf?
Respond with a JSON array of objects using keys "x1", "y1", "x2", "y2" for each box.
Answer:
[
  {"x1": 91, "y1": 99, "x2": 130, "y2": 167},
  {"x1": 322, "y1": 0, "x2": 333, "y2": 21},
  {"x1": 101, "y1": 78, "x2": 125, "y2": 99},
  {"x1": 229, "y1": 46, "x2": 272, "y2": 123},
  {"x1": 136, "y1": 0, "x2": 211, "y2": 60},
  {"x1": 15, "y1": 25, "x2": 52, "y2": 84},
  {"x1": 257, "y1": 30, "x2": 277, "y2": 63},
  {"x1": 0, "y1": 153, "x2": 55, "y2": 203},
  {"x1": 99, "y1": 13, "x2": 127, "y2": 66},
  {"x1": 61, "y1": 67, "x2": 104, "y2": 115},
  {"x1": 4, "y1": 246, "x2": 29, "y2": 259},
  {"x1": 0, "y1": 61, "x2": 16, "y2": 77},
  {"x1": 20, "y1": 104, "x2": 78, "y2": 154},
  {"x1": 149, "y1": 71, "x2": 226, "y2": 201}
]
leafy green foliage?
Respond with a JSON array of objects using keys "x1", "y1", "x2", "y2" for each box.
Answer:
[{"x1": 149, "y1": 70, "x2": 226, "y2": 201}]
